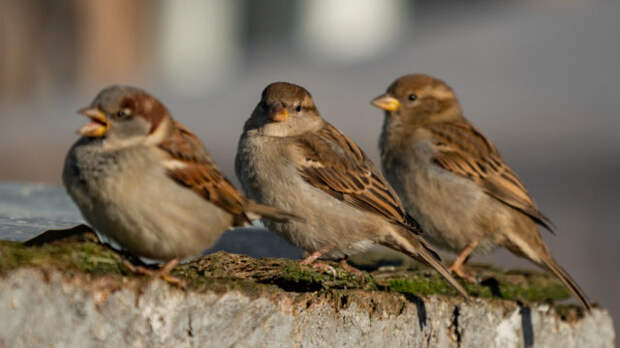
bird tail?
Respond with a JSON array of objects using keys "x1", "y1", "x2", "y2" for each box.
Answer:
[
  {"x1": 542, "y1": 256, "x2": 591, "y2": 311},
  {"x1": 505, "y1": 225, "x2": 591, "y2": 311},
  {"x1": 243, "y1": 201, "x2": 303, "y2": 223},
  {"x1": 386, "y1": 229, "x2": 469, "y2": 299}
]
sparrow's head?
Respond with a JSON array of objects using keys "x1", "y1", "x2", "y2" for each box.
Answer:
[
  {"x1": 77, "y1": 85, "x2": 170, "y2": 144},
  {"x1": 246, "y1": 82, "x2": 322, "y2": 136},
  {"x1": 371, "y1": 74, "x2": 462, "y2": 125}
]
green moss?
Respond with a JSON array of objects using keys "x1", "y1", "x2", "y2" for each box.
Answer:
[
  {"x1": 0, "y1": 230, "x2": 572, "y2": 308},
  {"x1": 381, "y1": 265, "x2": 570, "y2": 304},
  {"x1": 0, "y1": 239, "x2": 126, "y2": 276},
  {"x1": 387, "y1": 277, "x2": 456, "y2": 297}
]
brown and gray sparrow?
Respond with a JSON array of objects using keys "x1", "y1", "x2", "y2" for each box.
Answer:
[
  {"x1": 235, "y1": 81, "x2": 468, "y2": 298},
  {"x1": 63, "y1": 85, "x2": 297, "y2": 280},
  {"x1": 372, "y1": 74, "x2": 591, "y2": 310}
]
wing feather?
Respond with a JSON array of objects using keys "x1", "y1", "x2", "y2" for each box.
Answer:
[
  {"x1": 428, "y1": 121, "x2": 554, "y2": 232},
  {"x1": 158, "y1": 121, "x2": 249, "y2": 218},
  {"x1": 296, "y1": 123, "x2": 422, "y2": 233}
]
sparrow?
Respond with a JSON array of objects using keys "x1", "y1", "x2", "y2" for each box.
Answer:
[
  {"x1": 372, "y1": 73, "x2": 591, "y2": 310},
  {"x1": 235, "y1": 81, "x2": 469, "y2": 298},
  {"x1": 63, "y1": 85, "x2": 297, "y2": 281}
]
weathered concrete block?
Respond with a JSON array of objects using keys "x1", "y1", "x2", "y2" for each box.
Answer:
[
  {"x1": 0, "y1": 236, "x2": 614, "y2": 348},
  {"x1": 0, "y1": 268, "x2": 614, "y2": 348}
]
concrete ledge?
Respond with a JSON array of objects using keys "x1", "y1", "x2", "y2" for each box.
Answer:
[
  {"x1": 0, "y1": 233, "x2": 614, "y2": 347},
  {"x1": 0, "y1": 268, "x2": 613, "y2": 348}
]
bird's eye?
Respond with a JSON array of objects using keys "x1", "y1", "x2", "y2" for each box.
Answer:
[
  {"x1": 408, "y1": 94, "x2": 418, "y2": 101},
  {"x1": 116, "y1": 108, "x2": 132, "y2": 118},
  {"x1": 295, "y1": 104, "x2": 302, "y2": 112}
]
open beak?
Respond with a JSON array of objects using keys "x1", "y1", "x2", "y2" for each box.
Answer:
[
  {"x1": 77, "y1": 107, "x2": 108, "y2": 137},
  {"x1": 371, "y1": 94, "x2": 400, "y2": 112},
  {"x1": 269, "y1": 104, "x2": 289, "y2": 122}
]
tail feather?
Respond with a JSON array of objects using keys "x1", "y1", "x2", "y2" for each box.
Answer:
[
  {"x1": 387, "y1": 229, "x2": 470, "y2": 299},
  {"x1": 244, "y1": 201, "x2": 303, "y2": 223},
  {"x1": 542, "y1": 257, "x2": 591, "y2": 311},
  {"x1": 505, "y1": 227, "x2": 591, "y2": 311}
]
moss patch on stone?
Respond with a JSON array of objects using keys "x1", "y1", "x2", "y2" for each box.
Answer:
[
  {"x1": 0, "y1": 232, "x2": 128, "y2": 277},
  {"x1": 0, "y1": 228, "x2": 573, "y2": 310},
  {"x1": 380, "y1": 267, "x2": 570, "y2": 304}
]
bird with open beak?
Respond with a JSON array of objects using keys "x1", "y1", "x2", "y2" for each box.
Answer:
[
  {"x1": 235, "y1": 81, "x2": 469, "y2": 298},
  {"x1": 372, "y1": 74, "x2": 591, "y2": 310},
  {"x1": 63, "y1": 85, "x2": 298, "y2": 283}
]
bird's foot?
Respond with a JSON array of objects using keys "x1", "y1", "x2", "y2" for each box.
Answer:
[
  {"x1": 299, "y1": 260, "x2": 337, "y2": 277},
  {"x1": 122, "y1": 259, "x2": 186, "y2": 288},
  {"x1": 448, "y1": 263, "x2": 479, "y2": 284},
  {"x1": 312, "y1": 261, "x2": 338, "y2": 277},
  {"x1": 299, "y1": 247, "x2": 331, "y2": 265}
]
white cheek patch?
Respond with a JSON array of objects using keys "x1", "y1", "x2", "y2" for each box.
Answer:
[
  {"x1": 102, "y1": 134, "x2": 147, "y2": 151},
  {"x1": 145, "y1": 117, "x2": 172, "y2": 145}
]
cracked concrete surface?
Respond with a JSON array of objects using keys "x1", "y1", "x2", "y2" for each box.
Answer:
[{"x1": 0, "y1": 269, "x2": 613, "y2": 348}]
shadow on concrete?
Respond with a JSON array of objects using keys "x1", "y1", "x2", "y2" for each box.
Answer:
[{"x1": 519, "y1": 302, "x2": 534, "y2": 348}]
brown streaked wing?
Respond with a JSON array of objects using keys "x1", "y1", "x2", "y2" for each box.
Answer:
[
  {"x1": 428, "y1": 121, "x2": 554, "y2": 231},
  {"x1": 159, "y1": 121, "x2": 249, "y2": 218},
  {"x1": 297, "y1": 123, "x2": 421, "y2": 233}
]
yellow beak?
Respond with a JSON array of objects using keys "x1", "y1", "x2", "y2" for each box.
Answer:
[
  {"x1": 77, "y1": 107, "x2": 108, "y2": 137},
  {"x1": 371, "y1": 94, "x2": 400, "y2": 112},
  {"x1": 270, "y1": 105, "x2": 289, "y2": 122}
]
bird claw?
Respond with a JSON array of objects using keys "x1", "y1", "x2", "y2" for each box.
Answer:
[
  {"x1": 448, "y1": 263, "x2": 480, "y2": 284},
  {"x1": 122, "y1": 259, "x2": 186, "y2": 288},
  {"x1": 160, "y1": 274, "x2": 187, "y2": 289},
  {"x1": 301, "y1": 261, "x2": 337, "y2": 278}
]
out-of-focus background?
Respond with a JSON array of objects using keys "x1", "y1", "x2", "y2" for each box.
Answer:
[{"x1": 0, "y1": 0, "x2": 618, "y2": 330}]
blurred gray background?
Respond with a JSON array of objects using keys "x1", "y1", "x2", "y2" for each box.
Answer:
[{"x1": 0, "y1": 0, "x2": 618, "y2": 332}]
